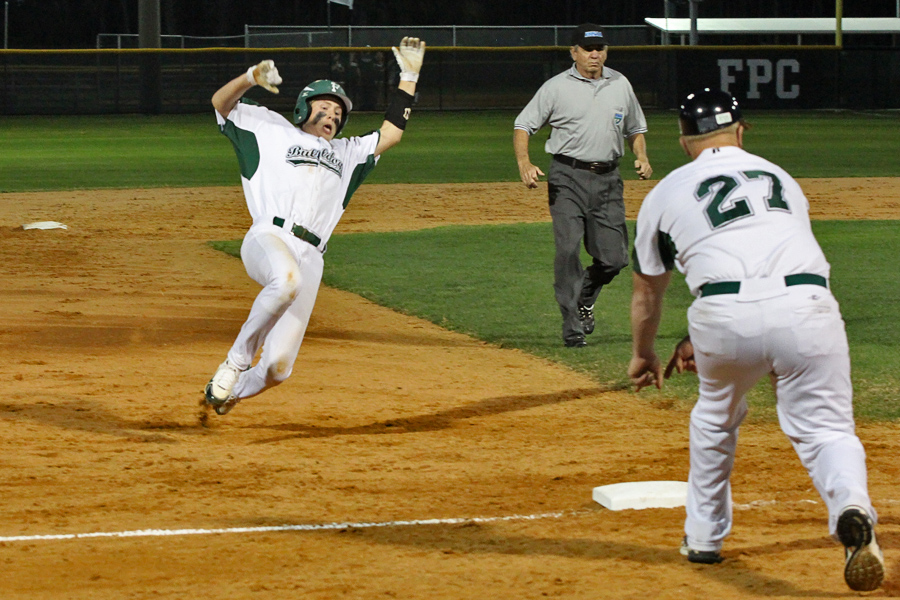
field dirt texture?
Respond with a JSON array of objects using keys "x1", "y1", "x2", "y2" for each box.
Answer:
[{"x1": 1, "y1": 178, "x2": 899, "y2": 599}]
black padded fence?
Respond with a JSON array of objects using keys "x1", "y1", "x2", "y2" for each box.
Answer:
[{"x1": 0, "y1": 46, "x2": 897, "y2": 116}]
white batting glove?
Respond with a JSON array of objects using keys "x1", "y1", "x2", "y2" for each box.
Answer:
[
  {"x1": 246, "y1": 59, "x2": 282, "y2": 94},
  {"x1": 392, "y1": 37, "x2": 426, "y2": 82}
]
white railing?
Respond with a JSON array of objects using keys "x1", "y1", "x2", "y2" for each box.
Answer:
[
  {"x1": 243, "y1": 25, "x2": 650, "y2": 48},
  {"x1": 96, "y1": 33, "x2": 246, "y2": 49},
  {"x1": 96, "y1": 25, "x2": 651, "y2": 50}
]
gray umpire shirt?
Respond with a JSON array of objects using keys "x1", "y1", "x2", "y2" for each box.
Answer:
[{"x1": 514, "y1": 64, "x2": 648, "y2": 164}]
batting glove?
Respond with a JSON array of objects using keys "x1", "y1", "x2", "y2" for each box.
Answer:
[
  {"x1": 392, "y1": 37, "x2": 426, "y2": 82},
  {"x1": 246, "y1": 59, "x2": 282, "y2": 94}
]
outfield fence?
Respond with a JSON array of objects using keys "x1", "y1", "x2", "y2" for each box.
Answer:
[{"x1": 0, "y1": 46, "x2": 898, "y2": 116}]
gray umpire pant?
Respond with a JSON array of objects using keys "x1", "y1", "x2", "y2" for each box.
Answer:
[{"x1": 547, "y1": 160, "x2": 629, "y2": 344}]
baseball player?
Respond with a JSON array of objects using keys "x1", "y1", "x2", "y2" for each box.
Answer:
[
  {"x1": 627, "y1": 88, "x2": 884, "y2": 592},
  {"x1": 513, "y1": 23, "x2": 652, "y2": 348},
  {"x1": 204, "y1": 37, "x2": 426, "y2": 415}
]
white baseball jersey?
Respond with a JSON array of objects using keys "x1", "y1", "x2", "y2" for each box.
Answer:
[
  {"x1": 216, "y1": 99, "x2": 380, "y2": 247},
  {"x1": 635, "y1": 144, "x2": 875, "y2": 554},
  {"x1": 633, "y1": 146, "x2": 830, "y2": 295}
]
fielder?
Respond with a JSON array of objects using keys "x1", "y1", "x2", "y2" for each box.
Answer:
[
  {"x1": 628, "y1": 88, "x2": 884, "y2": 592},
  {"x1": 204, "y1": 37, "x2": 426, "y2": 415}
]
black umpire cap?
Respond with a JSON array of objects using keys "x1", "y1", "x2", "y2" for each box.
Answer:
[
  {"x1": 678, "y1": 88, "x2": 747, "y2": 136},
  {"x1": 571, "y1": 23, "x2": 608, "y2": 48}
]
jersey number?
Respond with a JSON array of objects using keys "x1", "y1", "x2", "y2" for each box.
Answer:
[{"x1": 697, "y1": 171, "x2": 790, "y2": 229}]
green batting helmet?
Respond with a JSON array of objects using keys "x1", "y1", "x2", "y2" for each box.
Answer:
[{"x1": 292, "y1": 79, "x2": 353, "y2": 135}]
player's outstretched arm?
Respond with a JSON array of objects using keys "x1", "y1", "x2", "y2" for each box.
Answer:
[
  {"x1": 212, "y1": 60, "x2": 282, "y2": 119},
  {"x1": 627, "y1": 132, "x2": 652, "y2": 180},
  {"x1": 628, "y1": 271, "x2": 671, "y2": 390},
  {"x1": 375, "y1": 37, "x2": 425, "y2": 156}
]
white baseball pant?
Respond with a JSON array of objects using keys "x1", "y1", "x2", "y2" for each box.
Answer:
[
  {"x1": 684, "y1": 284, "x2": 875, "y2": 552},
  {"x1": 225, "y1": 222, "x2": 324, "y2": 400}
]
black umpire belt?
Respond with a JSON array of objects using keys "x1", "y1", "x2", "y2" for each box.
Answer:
[
  {"x1": 699, "y1": 273, "x2": 828, "y2": 298},
  {"x1": 553, "y1": 154, "x2": 619, "y2": 175},
  {"x1": 273, "y1": 217, "x2": 324, "y2": 252}
]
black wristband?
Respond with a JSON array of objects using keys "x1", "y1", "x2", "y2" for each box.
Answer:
[{"x1": 384, "y1": 89, "x2": 415, "y2": 130}]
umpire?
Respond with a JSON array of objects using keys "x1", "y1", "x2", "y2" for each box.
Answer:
[{"x1": 514, "y1": 23, "x2": 652, "y2": 347}]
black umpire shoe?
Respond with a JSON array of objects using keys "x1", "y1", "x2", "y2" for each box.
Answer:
[
  {"x1": 564, "y1": 336, "x2": 587, "y2": 348},
  {"x1": 680, "y1": 537, "x2": 723, "y2": 564},
  {"x1": 578, "y1": 304, "x2": 595, "y2": 335}
]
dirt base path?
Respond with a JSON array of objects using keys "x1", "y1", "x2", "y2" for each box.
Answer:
[{"x1": 0, "y1": 180, "x2": 898, "y2": 599}]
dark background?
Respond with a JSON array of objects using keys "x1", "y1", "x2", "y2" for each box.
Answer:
[{"x1": 3, "y1": 0, "x2": 899, "y2": 49}]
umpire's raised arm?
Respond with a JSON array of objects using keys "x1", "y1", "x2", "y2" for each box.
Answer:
[{"x1": 374, "y1": 37, "x2": 425, "y2": 156}]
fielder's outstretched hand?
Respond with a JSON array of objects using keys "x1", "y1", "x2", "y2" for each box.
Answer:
[
  {"x1": 392, "y1": 37, "x2": 426, "y2": 81},
  {"x1": 664, "y1": 335, "x2": 696, "y2": 378},
  {"x1": 248, "y1": 59, "x2": 282, "y2": 94},
  {"x1": 628, "y1": 354, "x2": 663, "y2": 391}
]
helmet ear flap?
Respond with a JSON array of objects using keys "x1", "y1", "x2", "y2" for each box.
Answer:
[
  {"x1": 292, "y1": 93, "x2": 310, "y2": 126},
  {"x1": 292, "y1": 79, "x2": 353, "y2": 134}
]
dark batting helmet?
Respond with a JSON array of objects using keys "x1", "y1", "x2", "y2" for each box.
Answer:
[
  {"x1": 292, "y1": 79, "x2": 353, "y2": 134},
  {"x1": 678, "y1": 88, "x2": 744, "y2": 136}
]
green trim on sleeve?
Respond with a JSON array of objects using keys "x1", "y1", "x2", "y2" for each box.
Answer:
[
  {"x1": 631, "y1": 249, "x2": 642, "y2": 274},
  {"x1": 631, "y1": 223, "x2": 643, "y2": 274},
  {"x1": 342, "y1": 131, "x2": 382, "y2": 209},
  {"x1": 631, "y1": 225, "x2": 677, "y2": 275},
  {"x1": 343, "y1": 155, "x2": 377, "y2": 209},
  {"x1": 658, "y1": 231, "x2": 677, "y2": 271},
  {"x1": 220, "y1": 120, "x2": 260, "y2": 180}
]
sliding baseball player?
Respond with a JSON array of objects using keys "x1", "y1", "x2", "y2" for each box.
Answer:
[{"x1": 204, "y1": 38, "x2": 426, "y2": 415}]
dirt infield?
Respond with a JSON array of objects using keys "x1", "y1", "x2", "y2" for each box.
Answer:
[{"x1": 0, "y1": 179, "x2": 898, "y2": 599}]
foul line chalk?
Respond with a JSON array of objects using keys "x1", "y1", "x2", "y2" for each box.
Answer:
[
  {"x1": 3, "y1": 498, "x2": 896, "y2": 545},
  {"x1": 0, "y1": 511, "x2": 574, "y2": 544}
]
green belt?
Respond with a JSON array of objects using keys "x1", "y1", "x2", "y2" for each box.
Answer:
[
  {"x1": 273, "y1": 217, "x2": 322, "y2": 248},
  {"x1": 699, "y1": 273, "x2": 828, "y2": 298}
]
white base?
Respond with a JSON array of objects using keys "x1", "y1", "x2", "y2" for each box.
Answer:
[
  {"x1": 592, "y1": 481, "x2": 688, "y2": 511},
  {"x1": 22, "y1": 221, "x2": 68, "y2": 230}
]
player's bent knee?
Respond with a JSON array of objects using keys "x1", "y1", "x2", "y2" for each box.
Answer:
[
  {"x1": 271, "y1": 269, "x2": 303, "y2": 305},
  {"x1": 593, "y1": 263, "x2": 626, "y2": 285},
  {"x1": 267, "y1": 359, "x2": 295, "y2": 384},
  {"x1": 609, "y1": 254, "x2": 629, "y2": 273}
]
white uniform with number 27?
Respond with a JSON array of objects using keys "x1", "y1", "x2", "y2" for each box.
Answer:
[
  {"x1": 633, "y1": 145, "x2": 875, "y2": 552},
  {"x1": 216, "y1": 100, "x2": 380, "y2": 399}
]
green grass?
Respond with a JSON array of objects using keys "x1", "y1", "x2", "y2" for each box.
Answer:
[
  {"x1": 650, "y1": 110, "x2": 900, "y2": 179},
  {"x1": 1, "y1": 110, "x2": 900, "y2": 191},
  {"x1": 211, "y1": 220, "x2": 900, "y2": 420},
  {"x1": 0, "y1": 115, "x2": 236, "y2": 191},
  {"x1": 314, "y1": 220, "x2": 898, "y2": 421},
  {"x1": 7, "y1": 110, "x2": 900, "y2": 421}
]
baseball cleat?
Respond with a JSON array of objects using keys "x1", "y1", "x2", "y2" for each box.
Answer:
[
  {"x1": 837, "y1": 506, "x2": 884, "y2": 591},
  {"x1": 564, "y1": 337, "x2": 587, "y2": 348},
  {"x1": 204, "y1": 360, "x2": 241, "y2": 415},
  {"x1": 206, "y1": 391, "x2": 240, "y2": 415},
  {"x1": 578, "y1": 304, "x2": 595, "y2": 335},
  {"x1": 680, "y1": 537, "x2": 723, "y2": 564}
]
